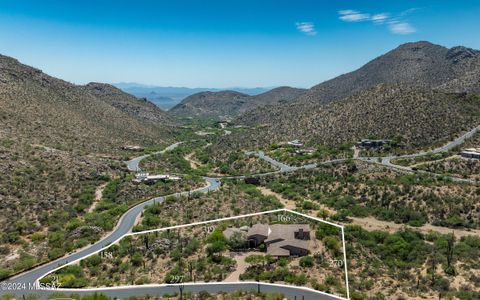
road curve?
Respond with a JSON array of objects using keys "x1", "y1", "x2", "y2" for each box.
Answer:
[
  {"x1": 357, "y1": 125, "x2": 479, "y2": 184},
  {"x1": 1, "y1": 177, "x2": 220, "y2": 289},
  {"x1": 125, "y1": 142, "x2": 183, "y2": 172}
]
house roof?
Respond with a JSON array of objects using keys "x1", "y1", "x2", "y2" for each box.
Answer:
[
  {"x1": 247, "y1": 223, "x2": 269, "y2": 238},
  {"x1": 267, "y1": 244, "x2": 290, "y2": 256},
  {"x1": 462, "y1": 148, "x2": 480, "y2": 154},
  {"x1": 264, "y1": 224, "x2": 310, "y2": 244},
  {"x1": 232, "y1": 223, "x2": 312, "y2": 256},
  {"x1": 267, "y1": 239, "x2": 310, "y2": 256}
]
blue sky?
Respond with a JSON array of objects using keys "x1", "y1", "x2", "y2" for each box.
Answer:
[{"x1": 1, "y1": 0, "x2": 479, "y2": 88}]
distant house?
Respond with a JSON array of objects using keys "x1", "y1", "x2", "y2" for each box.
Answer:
[
  {"x1": 122, "y1": 145, "x2": 144, "y2": 151},
  {"x1": 216, "y1": 120, "x2": 231, "y2": 128},
  {"x1": 293, "y1": 148, "x2": 315, "y2": 155},
  {"x1": 224, "y1": 223, "x2": 312, "y2": 257},
  {"x1": 460, "y1": 148, "x2": 480, "y2": 159},
  {"x1": 357, "y1": 139, "x2": 392, "y2": 149},
  {"x1": 133, "y1": 172, "x2": 181, "y2": 183},
  {"x1": 287, "y1": 140, "x2": 304, "y2": 147}
]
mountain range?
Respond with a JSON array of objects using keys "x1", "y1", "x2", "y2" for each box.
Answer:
[
  {"x1": 207, "y1": 41, "x2": 480, "y2": 149},
  {"x1": 113, "y1": 83, "x2": 272, "y2": 110},
  {"x1": 168, "y1": 41, "x2": 480, "y2": 126}
]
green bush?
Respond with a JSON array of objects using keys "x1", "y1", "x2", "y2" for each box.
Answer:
[{"x1": 299, "y1": 256, "x2": 315, "y2": 267}]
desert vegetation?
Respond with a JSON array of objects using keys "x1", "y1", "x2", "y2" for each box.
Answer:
[
  {"x1": 44, "y1": 212, "x2": 347, "y2": 298},
  {"x1": 133, "y1": 181, "x2": 283, "y2": 231},
  {"x1": 346, "y1": 226, "x2": 480, "y2": 299},
  {"x1": 260, "y1": 162, "x2": 480, "y2": 229}
]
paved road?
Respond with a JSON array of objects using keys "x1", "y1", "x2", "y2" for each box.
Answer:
[
  {"x1": 22, "y1": 283, "x2": 343, "y2": 300},
  {"x1": 1, "y1": 143, "x2": 347, "y2": 299},
  {"x1": 1, "y1": 177, "x2": 220, "y2": 289},
  {"x1": 357, "y1": 125, "x2": 479, "y2": 184},
  {"x1": 125, "y1": 142, "x2": 182, "y2": 172}
]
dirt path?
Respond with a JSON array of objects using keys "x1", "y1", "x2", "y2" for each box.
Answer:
[
  {"x1": 258, "y1": 186, "x2": 480, "y2": 239},
  {"x1": 87, "y1": 183, "x2": 107, "y2": 213},
  {"x1": 348, "y1": 216, "x2": 480, "y2": 238},
  {"x1": 406, "y1": 154, "x2": 460, "y2": 168},
  {"x1": 185, "y1": 152, "x2": 201, "y2": 169},
  {"x1": 352, "y1": 146, "x2": 360, "y2": 159},
  {"x1": 224, "y1": 252, "x2": 254, "y2": 282},
  {"x1": 257, "y1": 186, "x2": 297, "y2": 209}
]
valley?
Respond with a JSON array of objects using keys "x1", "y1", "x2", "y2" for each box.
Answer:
[{"x1": 1, "y1": 40, "x2": 480, "y2": 300}]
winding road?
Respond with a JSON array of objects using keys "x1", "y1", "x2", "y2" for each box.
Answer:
[
  {"x1": 2, "y1": 125, "x2": 478, "y2": 299},
  {"x1": 125, "y1": 142, "x2": 183, "y2": 172},
  {"x1": 1, "y1": 143, "x2": 341, "y2": 300},
  {"x1": 357, "y1": 125, "x2": 480, "y2": 184}
]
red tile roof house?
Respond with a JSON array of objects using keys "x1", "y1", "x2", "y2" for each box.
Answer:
[{"x1": 224, "y1": 223, "x2": 312, "y2": 257}]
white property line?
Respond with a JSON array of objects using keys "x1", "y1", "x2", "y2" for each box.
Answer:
[
  {"x1": 128, "y1": 208, "x2": 286, "y2": 236},
  {"x1": 54, "y1": 281, "x2": 347, "y2": 300},
  {"x1": 41, "y1": 208, "x2": 350, "y2": 300},
  {"x1": 341, "y1": 227, "x2": 350, "y2": 300}
]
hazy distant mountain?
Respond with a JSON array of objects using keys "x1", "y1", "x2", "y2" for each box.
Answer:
[
  {"x1": 169, "y1": 86, "x2": 307, "y2": 119},
  {"x1": 169, "y1": 90, "x2": 250, "y2": 119},
  {"x1": 113, "y1": 83, "x2": 272, "y2": 110}
]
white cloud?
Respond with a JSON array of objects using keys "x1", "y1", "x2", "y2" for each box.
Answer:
[
  {"x1": 338, "y1": 9, "x2": 417, "y2": 35},
  {"x1": 295, "y1": 22, "x2": 317, "y2": 36},
  {"x1": 338, "y1": 10, "x2": 370, "y2": 22},
  {"x1": 338, "y1": 10, "x2": 358, "y2": 15},
  {"x1": 371, "y1": 13, "x2": 389, "y2": 24},
  {"x1": 400, "y1": 7, "x2": 419, "y2": 16},
  {"x1": 388, "y1": 21, "x2": 416, "y2": 34}
]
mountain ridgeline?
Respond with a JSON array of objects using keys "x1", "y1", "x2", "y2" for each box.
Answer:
[
  {"x1": 169, "y1": 86, "x2": 307, "y2": 119},
  {"x1": 295, "y1": 41, "x2": 480, "y2": 105}
]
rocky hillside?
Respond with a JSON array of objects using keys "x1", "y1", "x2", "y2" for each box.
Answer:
[
  {"x1": 83, "y1": 82, "x2": 173, "y2": 124},
  {"x1": 226, "y1": 84, "x2": 480, "y2": 149},
  {"x1": 169, "y1": 90, "x2": 250, "y2": 119},
  {"x1": 297, "y1": 41, "x2": 480, "y2": 105},
  {"x1": 0, "y1": 54, "x2": 178, "y2": 276},
  {"x1": 169, "y1": 86, "x2": 306, "y2": 119},
  {"x1": 240, "y1": 86, "x2": 306, "y2": 113},
  {"x1": 0, "y1": 54, "x2": 175, "y2": 154}
]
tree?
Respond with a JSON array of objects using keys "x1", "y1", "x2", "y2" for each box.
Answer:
[
  {"x1": 131, "y1": 252, "x2": 143, "y2": 267},
  {"x1": 227, "y1": 232, "x2": 247, "y2": 250},
  {"x1": 444, "y1": 233, "x2": 455, "y2": 275}
]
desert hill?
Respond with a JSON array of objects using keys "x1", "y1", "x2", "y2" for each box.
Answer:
[{"x1": 169, "y1": 86, "x2": 306, "y2": 119}]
